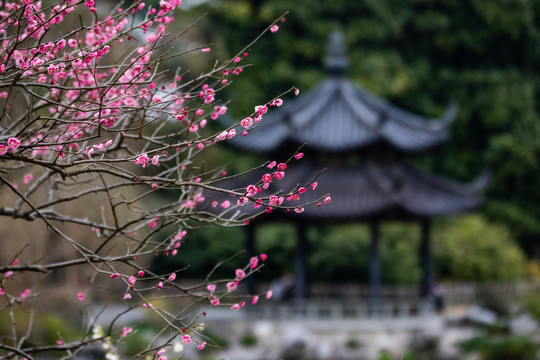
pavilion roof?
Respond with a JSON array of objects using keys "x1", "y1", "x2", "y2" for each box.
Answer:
[{"x1": 226, "y1": 31, "x2": 458, "y2": 154}]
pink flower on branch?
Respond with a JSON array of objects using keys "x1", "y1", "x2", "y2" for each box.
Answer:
[
  {"x1": 120, "y1": 326, "x2": 133, "y2": 338},
  {"x1": 235, "y1": 269, "x2": 246, "y2": 280},
  {"x1": 19, "y1": 289, "x2": 31, "y2": 300},
  {"x1": 182, "y1": 334, "x2": 192, "y2": 344},
  {"x1": 8, "y1": 138, "x2": 20, "y2": 152},
  {"x1": 226, "y1": 281, "x2": 238, "y2": 292},
  {"x1": 249, "y1": 256, "x2": 259, "y2": 269}
]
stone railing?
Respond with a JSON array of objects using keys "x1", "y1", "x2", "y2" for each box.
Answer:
[
  {"x1": 245, "y1": 299, "x2": 435, "y2": 320},
  {"x1": 303, "y1": 282, "x2": 540, "y2": 305}
]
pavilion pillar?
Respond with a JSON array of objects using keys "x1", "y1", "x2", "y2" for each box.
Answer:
[
  {"x1": 369, "y1": 221, "x2": 381, "y2": 302},
  {"x1": 419, "y1": 218, "x2": 432, "y2": 298},
  {"x1": 245, "y1": 223, "x2": 256, "y2": 295},
  {"x1": 294, "y1": 221, "x2": 308, "y2": 301}
]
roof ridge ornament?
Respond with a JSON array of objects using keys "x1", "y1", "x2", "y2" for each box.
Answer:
[{"x1": 325, "y1": 30, "x2": 348, "y2": 76}]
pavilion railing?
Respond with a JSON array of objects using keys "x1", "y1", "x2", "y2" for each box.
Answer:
[
  {"x1": 245, "y1": 299, "x2": 435, "y2": 320},
  {"x1": 306, "y1": 282, "x2": 540, "y2": 305}
]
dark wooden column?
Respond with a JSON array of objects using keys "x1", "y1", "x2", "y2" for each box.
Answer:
[
  {"x1": 245, "y1": 223, "x2": 256, "y2": 295},
  {"x1": 295, "y1": 221, "x2": 308, "y2": 300},
  {"x1": 369, "y1": 221, "x2": 381, "y2": 301},
  {"x1": 419, "y1": 218, "x2": 432, "y2": 298}
]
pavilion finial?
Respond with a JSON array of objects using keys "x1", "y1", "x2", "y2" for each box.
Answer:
[{"x1": 325, "y1": 30, "x2": 348, "y2": 76}]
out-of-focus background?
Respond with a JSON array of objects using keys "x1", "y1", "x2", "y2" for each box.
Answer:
[{"x1": 3, "y1": 0, "x2": 540, "y2": 359}]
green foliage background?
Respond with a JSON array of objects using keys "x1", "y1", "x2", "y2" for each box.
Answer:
[{"x1": 166, "y1": 0, "x2": 540, "y2": 282}]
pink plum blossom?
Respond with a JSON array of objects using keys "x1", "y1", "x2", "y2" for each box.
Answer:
[
  {"x1": 121, "y1": 326, "x2": 133, "y2": 338},
  {"x1": 221, "y1": 200, "x2": 230, "y2": 209},
  {"x1": 235, "y1": 269, "x2": 246, "y2": 280},
  {"x1": 19, "y1": 289, "x2": 31, "y2": 299},
  {"x1": 241, "y1": 117, "x2": 253, "y2": 128},
  {"x1": 23, "y1": 173, "x2": 33, "y2": 184},
  {"x1": 8, "y1": 137, "x2": 20, "y2": 152},
  {"x1": 182, "y1": 334, "x2": 192, "y2": 344},
  {"x1": 226, "y1": 281, "x2": 238, "y2": 292}
]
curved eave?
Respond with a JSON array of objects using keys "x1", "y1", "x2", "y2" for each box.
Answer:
[{"x1": 223, "y1": 78, "x2": 457, "y2": 154}]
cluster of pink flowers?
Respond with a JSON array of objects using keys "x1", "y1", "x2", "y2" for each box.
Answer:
[
  {"x1": 207, "y1": 151, "x2": 327, "y2": 217},
  {"x1": 134, "y1": 153, "x2": 161, "y2": 167},
  {"x1": 0, "y1": 137, "x2": 21, "y2": 155},
  {"x1": 206, "y1": 253, "x2": 269, "y2": 312}
]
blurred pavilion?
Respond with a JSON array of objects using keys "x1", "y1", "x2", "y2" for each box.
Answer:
[{"x1": 216, "y1": 31, "x2": 487, "y2": 300}]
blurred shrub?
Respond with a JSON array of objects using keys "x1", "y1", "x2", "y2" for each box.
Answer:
[
  {"x1": 239, "y1": 332, "x2": 258, "y2": 347},
  {"x1": 201, "y1": 329, "x2": 229, "y2": 349},
  {"x1": 522, "y1": 293, "x2": 540, "y2": 322},
  {"x1": 459, "y1": 335, "x2": 539, "y2": 360},
  {"x1": 433, "y1": 215, "x2": 527, "y2": 281},
  {"x1": 309, "y1": 223, "x2": 420, "y2": 284}
]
